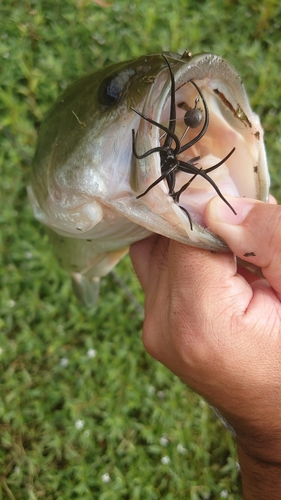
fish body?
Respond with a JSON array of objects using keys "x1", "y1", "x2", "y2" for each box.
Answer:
[{"x1": 28, "y1": 51, "x2": 270, "y2": 305}]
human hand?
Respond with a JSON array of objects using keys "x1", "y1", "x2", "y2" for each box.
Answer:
[{"x1": 130, "y1": 195, "x2": 281, "y2": 470}]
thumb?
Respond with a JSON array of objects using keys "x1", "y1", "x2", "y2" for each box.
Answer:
[{"x1": 204, "y1": 195, "x2": 281, "y2": 296}]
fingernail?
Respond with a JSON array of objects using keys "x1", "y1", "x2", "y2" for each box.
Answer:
[{"x1": 208, "y1": 196, "x2": 254, "y2": 225}]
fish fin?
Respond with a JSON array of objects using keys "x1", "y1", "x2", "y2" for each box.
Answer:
[{"x1": 71, "y1": 273, "x2": 100, "y2": 307}]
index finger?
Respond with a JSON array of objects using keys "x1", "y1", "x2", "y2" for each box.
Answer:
[{"x1": 130, "y1": 235, "x2": 169, "y2": 291}]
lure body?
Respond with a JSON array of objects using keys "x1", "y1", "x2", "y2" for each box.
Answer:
[{"x1": 29, "y1": 51, "x2": 270, "y2": 305}]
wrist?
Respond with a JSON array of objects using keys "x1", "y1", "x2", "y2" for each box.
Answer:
[{"x1": 237, "y1": 444, "x2": 281, "y2": 500}]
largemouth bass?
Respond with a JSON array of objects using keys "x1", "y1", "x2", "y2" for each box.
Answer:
[{"x1": 28, "y1": 51, "x2": 270, "y2": 305}]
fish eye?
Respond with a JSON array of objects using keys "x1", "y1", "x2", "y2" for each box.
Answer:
[{"x1": 98, "y1": 71, "x2": 130, "y2": 106}]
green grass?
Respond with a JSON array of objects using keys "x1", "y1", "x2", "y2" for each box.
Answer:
[{"x1": 1, "y1": 1, "x2": 281, "y2": 498}]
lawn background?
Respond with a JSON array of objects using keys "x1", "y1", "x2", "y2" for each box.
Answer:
[{"x1": 1, "y1": 1, "x2": 281, "y2": 499}]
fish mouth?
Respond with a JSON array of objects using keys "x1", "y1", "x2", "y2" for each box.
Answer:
[{"x1": 133, "y1": 53, "x2": 268, "y2": 233}]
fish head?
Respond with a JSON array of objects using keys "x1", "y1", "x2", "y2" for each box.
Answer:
[
  {"x1": 29, "y1": 51, "x2": 270, "y2": 304},
  {"x1": 29, "y1": 54, "x2": 181, "y2": 238}
]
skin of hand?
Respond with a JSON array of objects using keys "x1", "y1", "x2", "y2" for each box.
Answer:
[{"x1": 130, "y1": 195, "x2": 281, "y2": 498}]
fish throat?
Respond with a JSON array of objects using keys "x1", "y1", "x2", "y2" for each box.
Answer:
[{"x1": 132, "y1": 54, "x2": 237, "y2": 228}]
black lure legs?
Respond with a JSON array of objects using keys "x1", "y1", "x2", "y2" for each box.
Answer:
[{"x1": 132, "y1": 54, "x2": 236, "y2": 225}]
